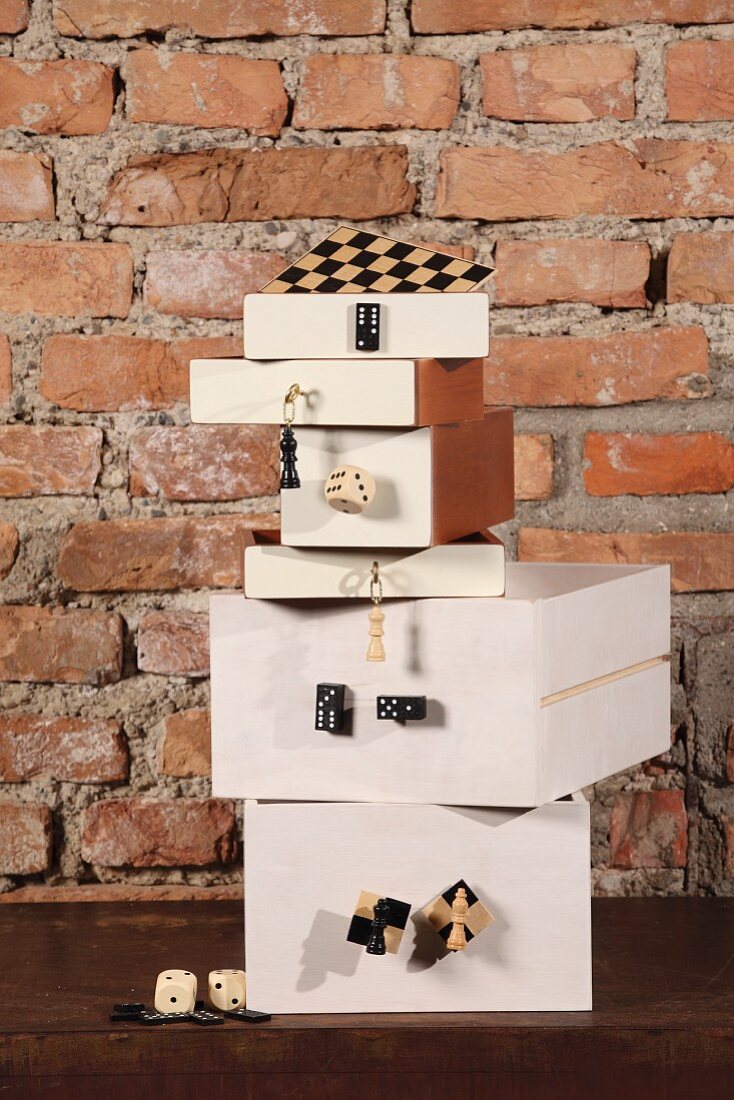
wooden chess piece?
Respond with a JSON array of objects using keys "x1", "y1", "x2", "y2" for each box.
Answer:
[
  {"x1": 365, "y1": 898, "x2": 389, "y2": 955},
  {"x1": 446, "y1": 887, "x2": 469, "y2": 951},
  {"x1": 366, "y1": 561, "x2": 386, "y2": 662},
  {"x1": 280, "y1": 383, "x2": 301, "y2": 489}
]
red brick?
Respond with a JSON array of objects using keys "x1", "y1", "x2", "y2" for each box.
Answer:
[
  {"x1": 0, "y1": 59, "x2": 113, "y2": 135},
  {"x1": 0, "y1": 426, "x2": 101, "y2": 496},
  {"x1": 0, "y1": 1, "x2": 28, "y2": 33},
  {"x1": 145, "y1": 250, "x2": 285, "y2": 319},
  {"x1": 518, "y1": 529, "x2": 734, "y2": 593},
  {"x1": 0, "y1": 243, "x2": 132, "y2": 317},
  {"x1": 81, "y1": 798, "x2": 236, "y2": 868},
  {"x1": 0, "y1": 335, "x2": 10, "y2": 402},
  {"x1": 293, "y1": 54, "x2": 460, "y2": 131},
  {"x1": 0, "y1": 151, "x2": 54, "y2": 222},
  {"x1": 610, "y1": 790, "x2": 688, "y2": 869},
  {"x1": 55, "y1": 0, "x2": 385, "y2": 37},
  {"x1": 126, "y1": 51, "x2": 286, "y2": 134},
  {"x1": 515, "y1": 434, "x2": 554, "y2": 501},
  {"x1": 494, "y1": 239, "x2": 649, "y2": 308},
  {"x1": 0, "y1": 606, "x2": 123, "y2": 684},
  {"x1": 726, "y1": 724, "x2": 734, "y2": 783},
  {"x1": 668, "y1": 232, "x2": 734, "y2": 304},
  {"x1": 0, "y1": 522, "x2": 18, "y2": 579},
  {"x1": 666, "y1": 40, "x2": 734, "y2": 121},
  {"x1": 0, "y1": 715, "x2": 127, "y2": 783},
  {"x1": 484, "y1": 327, "x2": 709, "y2": 408},
  {"x1": 0, "y1": 883, "x2": 243, "y2": 902},
  {"x1": 481, "y1": 44, "x2": 635, "y2": 123},
  {"x1": 158, "y1": 709, "x2": 211, "y2": 778},
  {"x1": 0, "y1": 803, "x2": 52, "y2": 875},
  {"x1": 436, "y1": 140, "x2": 734, "y2": 221},
  {"x1": 412, "y1": 0, "x2": 734, "y2": 32},
  {"x1": 129, "y1": 425, "x2": 279, "y2": 501},
  {"x1": 100, "y1": 146, "x2": 415, "y2": 226},
  {"x1": 584, "y1": 432, "x2": 734, "y2": 496},
  {"x1": 725, "y1": 817, "x2": 734, "y2": 877},
  {"x1": 58, "y1": 516, "x2": 268, "y2": 591},
  {"x1": 137, "y1": 611, "x2": 209, "y2": 677},
  {"x1": 40, "y1": 334, "x2": 240, "y2": 412}
]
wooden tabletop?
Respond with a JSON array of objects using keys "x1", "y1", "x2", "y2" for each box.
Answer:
[{"x1": 0, "y1": 898, "x2": 732, "y2": 1099}]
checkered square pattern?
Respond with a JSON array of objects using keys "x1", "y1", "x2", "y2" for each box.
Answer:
[
  {"x1": 421, "y1": 879, "x2": 495, "y2": 945},
  {"x1": 346, "y1": 890, "x2": 413, "y2": 955},
  {"x1": 261, "y1": 226, "x2": 493, "y2": 294}
]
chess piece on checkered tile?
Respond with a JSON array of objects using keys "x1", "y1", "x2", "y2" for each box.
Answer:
[
  {"x1": 365, "y1": 898, "x2": 389, "y2": 955},
  {"x1": 446, "y1": 888, "x2": 469, "y2": 952},
  {"x1": 154, "y1": 969, "x2": 197, "y2": 1013},
  {"x1": 208, "y1": 969, "x2": 246, "y2": 1011},
  {"x1": 324, "y1": 464, "x2": 376, "y2": 514}
]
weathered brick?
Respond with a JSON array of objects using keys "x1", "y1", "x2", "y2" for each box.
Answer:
[
  {"x1": 129, "y1": 424, "x2": 279, "y2": 501},
  {"x1": 725, "y1": 818, "x2": 734, "y2": 877},
  {"x1": 0, "y1": 335, "x2": 10, "y2": 403},
  {"x1": 584, "y1": 432, "x2": 734, "y2": 496},
  {"x1": 138, "y1": 611, "x2": 209, "y2": 677},
  {"x1": 481, "y1": 44, "x2": 635, "y2": 122},
  {"x1": 412, "y1": 0, "x2": 734, "y2": 32},
  {"x1": 668, "y1": 232, "x2": 734, "y2": 304},
  {"x1": 0, "y1": 883, "x2": 243, "y2": 902},
  {"x1": 0, "y1": 242, "x2": 132, "y2": 317},
  {"x1": 518, "y1": 529, "x2": 734, "y2": 593},
  {"x1": 40, "y1": 334, "x2": 240, "y2": 412},
  {"x1": 484, "y1": 327, "x2": 709, "y2": 407},
  {"x1": 666, "y1": 40, "x2": 734, "y2": 121},
  {"x1": 99, "y1": 146, "x2": 415, "y2": 226},
  {"x1": 726, "y1": 724, "x2": 734, "y2": 783},
  {"x1": 81, "y1": 798, "x2": 236, "y2": 868},
  {"x1": 0, "y1": 803, "x2": 52, "y2": 875},
  {"x1": 145, "y1": 250, "x2": 285, "y2": 319},
  {"x1": 158, "y1": 709, "x2": 211, "y2": 778},
  {"x1": 0, "y1": 521, "x2": 19, "y2": 580},
  {"x1": 0, "y1": 1, "x2": 28, "y2": 33},
  {"x1": 0, "y1": 606, "x2": 123, "y2": 684},
  {"x1": 58, "y1": 516, "x2": 267, "y2": 592},
  {"x1": 0, "y1": 715, "x2": 127, "y2": 783},
  {"x1": 293, "y1": 54, "x2": 460, "y2": 130},
  {"x1": 0, "y1": 151, "x2": 54, "y2": 221},
  {"x1": 610, "y1": 790, "x2": 688, "y2": 869},
  {"x1": 0, "y1": 426, "x2": 101, "y2": 497},
  {"x1": 436, "y1": 140, "x2": 734, "y2": 221},
  {"x1": 55, "y1": 0, "x2": 385, "y2": 38},
  {"x1": 0, "y1": 59, "x2": 113, "y2": 135},
  {"x1": 126, "y1": 51, "x2": 286, "y2": 134},
  {"x1": 515, "y1": 433, "x2": 554, "y2": 501},
  {"x1": 494, "y1": 239, "x2": 649, "y2": 308}
]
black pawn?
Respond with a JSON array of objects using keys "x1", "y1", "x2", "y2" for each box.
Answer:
[
  {"x1": 280, "y1": 424, "x2": 300, "y2": 489},
  {"x1": 365, "y1": 898, "x2": 389, "y2": 955}
]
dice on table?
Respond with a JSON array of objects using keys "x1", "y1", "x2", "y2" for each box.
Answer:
[
  {"x1": 154, "y1": 969, "x2": 197, "y2": 1014},
  {"x1": 208, "y1": 969, "x2": 246, "y2": 1011},
  {"x1": 323, "y1": 464, "x2": 376, "y2": 514}
]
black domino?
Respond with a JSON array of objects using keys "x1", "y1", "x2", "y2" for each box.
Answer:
[
  {"x1": 224, "y1": 1008, "x2": 272, "y2": 1022},
  {"x1": 376, "y1": 696, "x2": 427, "y2": 722},
  {"x1": 139, "y1": 1010, "x2": 192, "y2": 1025},
  {"x1": 189, "y1": 1010, "x2": 224, "y2": 1026},
  {"x1": 354, "y1": 302, "x2": 380, "y2": 352},
  {"x1": 316, "y1": 683, "x2": 346, "y2": 732}
]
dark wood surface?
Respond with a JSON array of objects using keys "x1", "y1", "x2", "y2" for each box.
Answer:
[{"x1": 0, "y1": 898, "x2": 732, "y2": 1098}]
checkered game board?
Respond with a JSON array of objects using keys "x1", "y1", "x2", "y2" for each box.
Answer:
[{"x1": 261, "y1": 226, "x2": 493, "y2": 294}]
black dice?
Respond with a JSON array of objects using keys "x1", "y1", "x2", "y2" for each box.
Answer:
[
  {"x1": 316, "y1": 683, "x2": 346, "y2": 732},
  {"x1": 354, "y1": 302, "x2": 380, "y2": 352},
  {"x1": 376, "y1": 696, "x2": 427, "y2": 722}
]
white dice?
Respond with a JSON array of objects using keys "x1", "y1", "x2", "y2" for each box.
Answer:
[
  {"x1": 208, "y1": 968, "x2": 247, "y2": 1011},
  {"x1": 324, "y1": 464, "x2": 376, "y2": 514},
  {"x1": 154, "y1": 969, "x2": 197, "y2": 1014}
]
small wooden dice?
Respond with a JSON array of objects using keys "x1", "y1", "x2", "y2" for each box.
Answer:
[
  {"x1": 154, "y1": 969, "x2": 197, "y2": 1013},
  {"x1": 324, "y1": 465, "x2": 376, "y2": 514},
  {"x1": 208, "y1": 969, "x2": 247, "y2": 1011}
]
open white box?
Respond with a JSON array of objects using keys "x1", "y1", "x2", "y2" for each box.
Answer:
[
  {"x1": 210, "y1": 562, "x2": 670, "y2": 807},
  {"x1": 244, "y1": 796, "x2": 592, "y2": 1013}
]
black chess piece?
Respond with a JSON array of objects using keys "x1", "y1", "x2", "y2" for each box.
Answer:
[
  {"x1": 280, "y1": 424, "x2": 300, "y2": 489},
  {"x1": 365, "y1": 898, "x2": 389, "y2": 955}
]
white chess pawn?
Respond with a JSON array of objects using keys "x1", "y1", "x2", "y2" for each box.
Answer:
[
  {"x1": 324, "y1": 464, "x2": 376, "y2": 514},
  {"x1": 208, "y1": 969, "x2": 246, "y2": 1011},
  {"x1": 154, "y1": 969, "x2": 197, "y2": 1013}
]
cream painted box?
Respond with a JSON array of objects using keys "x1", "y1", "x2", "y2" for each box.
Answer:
[
  {"x1": 244, "y1": 796, "x2": 592, "y2": 1013},
  {"x1": 210, "y1": 562, "x2": 671, "y2": 807},
  {"x1": 243, "y1": 292, "x2": 489, "y2": 360}
]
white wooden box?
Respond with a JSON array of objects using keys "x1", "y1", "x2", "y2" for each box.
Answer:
[
  {"x1": 244, "y1": 537, "x2": 505, "y2": 599},
  {"x1": 190, "y1": 356, "x2": 483, "y2": 427},
  {"x1": 243, "y1": 292, "x2": 489, "y2": 360},
  {"x1": 244, "y1": 796, "x2": 592, "y2": 1013},
  {"x1": 210, "y1": 563, "x2": 671, "y2": 807}
]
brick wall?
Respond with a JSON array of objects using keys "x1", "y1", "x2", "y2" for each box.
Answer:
[{"x1": 0, "y1": 0, "x2": 732, "y2": 902}]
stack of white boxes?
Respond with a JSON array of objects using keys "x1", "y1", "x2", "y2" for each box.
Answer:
[{"x1": 191, "y1": 260, "x2": 670, "y2": 1014}]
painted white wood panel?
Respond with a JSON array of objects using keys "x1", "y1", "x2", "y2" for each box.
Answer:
[
  {"x1": 244, "y1": 543, "x2": 506, "y2": 598},
  {"x1": 190, "y1": 358, "x2": 418, "y2": 426},
  {"x1": 244, "y1": 797, "x2": 592, "y2": 1013},
  {"x1": 243, "y1": 292, "x2": 489, "y2": 360}
]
